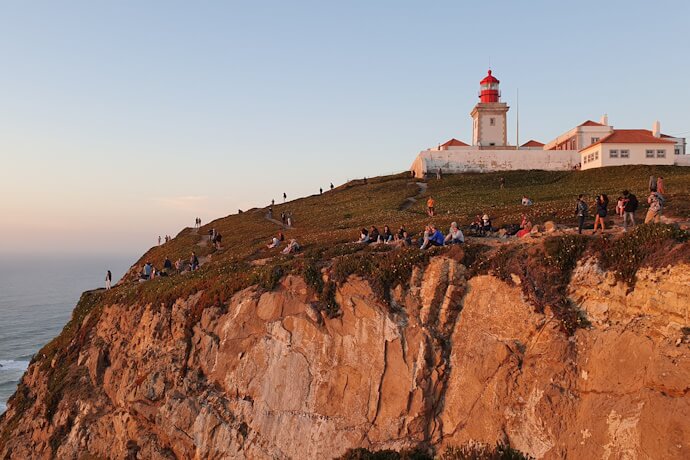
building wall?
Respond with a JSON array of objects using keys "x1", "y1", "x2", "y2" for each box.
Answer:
[
  {"x1": 581, "y1": 143, "x2": 675, "y2": 170},
  {"x1": 410, "y1": 148, "x2": 580, "y2": 177},
  {"x1": 471, "y1": 103, "x2": 508, "y2": 146},
  {"x1": 674, "y1": 155, "x2": 690, "y2": 166}
]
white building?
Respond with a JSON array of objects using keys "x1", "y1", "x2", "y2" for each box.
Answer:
[{"x1": 410, "y1": 71, "x2": 688, "y2": 177}]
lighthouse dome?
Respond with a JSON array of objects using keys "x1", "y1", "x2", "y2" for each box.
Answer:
[{"x1": 480, "y1": 69, "x2": 500, "y2": 85}]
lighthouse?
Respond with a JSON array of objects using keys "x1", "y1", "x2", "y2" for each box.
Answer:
[{"x1": 471, "y1": 70, "x2": 509, "y2": 147}]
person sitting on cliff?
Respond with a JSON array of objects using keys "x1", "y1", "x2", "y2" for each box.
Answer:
[
  {"x1": 481, "y1": 214, "x2": 493, "y2": 234},
  {"x1": 142, "y1": 262, "x2": 152, "y2": 280},
  {"x1": 357, "y1": 228, "x2": 369, "y2": 243},
  {"x1": 444, "y1": 222, "x2": 465, "y2": 245},
  {"x1": 268, "y1": 235, "x2": 281, "y2": 249},
  {"x1": 395, "y1": 226, "x2": 406, "y2": 242},
  {"x1": 420, "y1": 225, "x2": 444, "y2": 249},
  {"x1": 516, "y1": 221, "x2": 533, "y2": 238},
  {"x1": 381, "y1": 225, "x2": 394, "y2": 243},
  {"x1": 392, "y1": 230, "x2": 412, "y2": 247},
  {"x1": 368, "y1": 226, "x2": 380, "y2": 244},
  {"x1": 282, "y1": 239, "x2": 301, "y2": 254}
]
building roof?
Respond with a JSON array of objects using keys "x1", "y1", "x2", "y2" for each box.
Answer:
[
  {"x1": 520, "y1": 140, "x2": 544, "y2": 147},
  {"x1": 581, "y1": 129, "x2": 675, "y2": 151},
  {"x1": 441, "y1": 138, "x2": 469, "y2": 147},
  {"x1": 480, "y1": 70, "x2": 499, "y2": 85},
  {"x1": 579, "y1": 120, "x2": 605, "y2": 127}
]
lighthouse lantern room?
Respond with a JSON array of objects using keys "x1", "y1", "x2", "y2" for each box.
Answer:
[{"x1": 471, "y1": 69, "x2": 510, "y2": 147}]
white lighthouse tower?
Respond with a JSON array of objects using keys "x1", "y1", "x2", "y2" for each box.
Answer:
[{"x1": 470, "y1": 70, "x2": 509, "y2": 147}]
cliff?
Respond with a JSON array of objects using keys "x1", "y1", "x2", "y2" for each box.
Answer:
[
  {"x1": 2, "y1": 167, "x2": 690, "y2": 459},
  {"x1": 1, "y1": 242, "x2": 689, "y2": 458}
]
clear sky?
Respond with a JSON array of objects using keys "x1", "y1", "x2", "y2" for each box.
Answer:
[{"x1": 1, "y1": 1, "x2": 688, "y2": 256}]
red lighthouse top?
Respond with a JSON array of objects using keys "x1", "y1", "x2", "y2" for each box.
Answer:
[{"x1": 479, "y1": 69, "x2": 500, "y2": 103}]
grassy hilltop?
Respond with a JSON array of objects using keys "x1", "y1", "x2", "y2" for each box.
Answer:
[
  {"x1": 134, "y1": 164, "x2": 690, "y2": 270},
  {"x1": 91, "y1": 164, "x2": 690, "y2": 313}
]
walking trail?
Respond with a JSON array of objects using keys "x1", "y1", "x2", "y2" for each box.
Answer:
[{"x1": 400, "y1": 182, "x2": 428, "y2": 211}]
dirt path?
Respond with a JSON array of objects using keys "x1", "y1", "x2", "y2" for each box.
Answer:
[{"x1": 400, "y1": 182, "x2": 428, "y2": 211}]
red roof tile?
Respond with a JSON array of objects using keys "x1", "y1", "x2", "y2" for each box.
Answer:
[
  {"x1": 441, "y1": 138, "x2": 469, "y2": 147},
  {"x1": 520, "y1": 140, "x2": 544, "y2": 147},
  {"x1": 579, "y1": 120, "x2": 605, "y2": 127},
  {"x1": 581, "y1": 129, "x2": 675, "y2": 151}
]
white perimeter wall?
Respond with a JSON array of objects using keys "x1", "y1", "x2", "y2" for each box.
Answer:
[{"x1": 410, "y1": 149, "x2": 580, "y2": 177}]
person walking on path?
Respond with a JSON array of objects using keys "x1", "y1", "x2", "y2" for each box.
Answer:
[
  {"x1": 645, "y1": 191, "x2": 665, "y2": 224},
  {"x1": 621, "y1": 190, "x2": 638, "y2": 231},
  {"x1": 657, "y1": 176, "x2": 665, "y2": 194},
  {"x1": 575, "y1": 194, "x2": 588, "y2": 234},
  {"x1": 105, "y1": 270, "x2": 112, "y2": 290},
  {"x1": 190, "y1": 252, "x2": 199, "y2": 271},
  {"x1": 427, "y1": 196, "x2": 436, "y2": 217}
]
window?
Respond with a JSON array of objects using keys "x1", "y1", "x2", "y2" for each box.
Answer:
[
  {"x1": 657, "y1": 149, "x2": 666, "y2": 158},
  {"x1": 591, "y1": 137, "x2": 600, "y2": 144},
  {"x1": 489, "y1": 142, "x2": 495, "y2": 146},
  {"x1": 676, "y1": 148, "x2": 681, "y2": 155},
  {"x1": 620, "y1": 149, "x2": 629, "y2": 158},
  {"x1": 595, "y1": 151, "x2": 599, "y2": 160},
  {"x1": 646, "y1": 149, "x2": 654, "y2": 158},
  {"x1": 490, "y1": 118, "x2": 495, "y2": 126},
  {"x1": 610, "y1": 149, "x2": 618, "y2": 158}
]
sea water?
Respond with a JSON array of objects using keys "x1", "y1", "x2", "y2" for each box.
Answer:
[{"x1": 0, "y1": 254, "x2": 135, "y2": 413}]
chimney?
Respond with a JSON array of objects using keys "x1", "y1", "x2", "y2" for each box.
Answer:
[
  {"x1": 653, "y1": 120, "x2": 661, "y2": 138},
  {"x1": 600, "y1": 114, "x2": 608, "y2": 126}
]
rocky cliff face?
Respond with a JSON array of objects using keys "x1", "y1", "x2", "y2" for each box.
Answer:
[{"x1": 1, "y1": 255, "x2": 689, "y2": 459}]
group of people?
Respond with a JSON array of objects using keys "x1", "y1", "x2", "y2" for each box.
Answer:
[
  {"x1": 266, "y1": 231, "x2": 301, "y2": 254},
  {"x1": 355, "y1": 222, "x2": 464, "y2": 249},
  {"x1": 575, "y1": 188, "x2": 664, "y2": 235},
  {"x1": 208, "y1": 228, "x2": 222, "y2": 249},
  {"x1": 194, "y1": 217, "x2": 202, "y2": 228},
  {"x1": 158, "y1": 235, "x2": 172, "y2": 245}
]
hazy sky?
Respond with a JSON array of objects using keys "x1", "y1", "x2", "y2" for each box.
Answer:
[{"x1": 1, "y1": 1, "x2": 688, "y2": 256}]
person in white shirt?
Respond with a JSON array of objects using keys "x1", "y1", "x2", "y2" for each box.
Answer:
[{"x1": 444, "y1": 222, "x2": 465, "y2": 245}]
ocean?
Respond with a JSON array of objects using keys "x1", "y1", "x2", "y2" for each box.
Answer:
[{"x1": 0, "y1": 254, "x2": 135, "y2": 413}]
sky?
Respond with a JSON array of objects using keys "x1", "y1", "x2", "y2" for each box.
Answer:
[{"x1": 1, "y1": 1, "x2": 688, "y2": 256}]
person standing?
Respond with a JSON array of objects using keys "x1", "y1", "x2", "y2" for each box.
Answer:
[
  {"x1": 657, "y1": 176, "x2": 665, "y2": 194},
  {"x1": 436, "y1": 168, "x2": 442, "y2": 180},
  {"x1": 427, "y1": 196, "x2": 436, "y2": 217},
  {"x1": 645, "y1": 191, "x2": 665, "y2": 224},
  {"x1": 320, "y1": 187, "x2": 323, "y2": 195},
  {"x1": 649, "y1": 175, "x2": 657, "y2": 192},
  {"x1": 592, "y1": 194, "x2": 608, "y2": 234},
  {"x1": 575, "y1": 194, "x2": 588, "y2": 234},
  {"x1": 330, "y1": 182, "x2": 334, "y2": 191},
  {"x1": 499, "y1": 177, "x2": 505, "y2": 189},
  {"x1": 283, "y1": 192, "x2": 287, "y2": 202},
  {"x1": 158, "y1": 235, "x2": 162, "y2": 245},
  {"x1": 621, "y1": 190, "x2": 638, "y2": 232},
  {"x1": 105, "y1": 270, "x2": 112, "y2": 290}
]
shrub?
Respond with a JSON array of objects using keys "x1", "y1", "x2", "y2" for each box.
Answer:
[
  {"x1": 441, "y1": 443, "x2": 533, "y2": 460},
  {"x1": 597, "y1": 223, "x2": 688, "y2": 286}
]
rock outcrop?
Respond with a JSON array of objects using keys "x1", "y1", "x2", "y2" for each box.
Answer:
[{"x1": 1, "y1": 256, "x2": 689, "y2": 459}]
